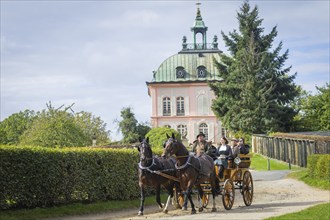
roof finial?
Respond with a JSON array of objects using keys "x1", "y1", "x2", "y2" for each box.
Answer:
[{"x1": 196, "y1": 1, "x2": 201, "y2": 17}]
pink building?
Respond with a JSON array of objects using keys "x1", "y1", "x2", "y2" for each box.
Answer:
[{"x1": 146, "y1": 7, "x2": 226, "y2": 144}]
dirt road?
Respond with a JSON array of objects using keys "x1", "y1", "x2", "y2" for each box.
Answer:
[{"x1": 51, "y1": 170, "x2": 329, "y2": 220}]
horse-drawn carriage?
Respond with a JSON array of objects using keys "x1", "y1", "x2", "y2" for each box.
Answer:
[
  {"x1": 198, "y1": 154, "x2": 253, "y2": 210},
  {"x1": 136, "y1": 134, "x2": 253, "y2": 216}
]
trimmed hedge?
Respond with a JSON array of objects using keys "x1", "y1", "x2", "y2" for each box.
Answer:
[
  {"x1": 0, "y1": 145, "x2": 142, "y2": 210},
  {"x1": 307, "y1": 154, "x2": 330, "y2": 180}
]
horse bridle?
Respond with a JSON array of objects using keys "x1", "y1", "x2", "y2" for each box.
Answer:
[{"x1": 138, "y1": 141, "x2": 155, "y2": 170}]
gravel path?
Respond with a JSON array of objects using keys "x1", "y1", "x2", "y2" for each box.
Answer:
[{"x1": 50, "y1": 170, "x2": 330, "y2": 220}]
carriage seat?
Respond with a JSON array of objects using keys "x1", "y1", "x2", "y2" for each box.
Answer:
[{"x1": 227, "y1": 154, "x2": 252, "y2": 169}]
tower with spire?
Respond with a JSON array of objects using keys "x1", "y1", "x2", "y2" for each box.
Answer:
[{"x1": 146, "y1": 4, "x2": 226, "y2": 144}]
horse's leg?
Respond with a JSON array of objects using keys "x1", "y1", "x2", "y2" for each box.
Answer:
[
  {"x1": 186, "y1": 187, "x2": 196, "y2": 214},
  {"x1": 138, "y1": 184, "x2": 145, "y2": 216},
  {"x1": 156, "y1": 184, "x2": 163, "y2": 209},
  {"x1": 197, "y1": 186, "x2": 204, "y2": 212},
  {"x1": 182, "y1": 190, "x2": 188, "y2": 211},
  {"x1": 163, "y1": 183, "x2": 174, "y2": 214}
]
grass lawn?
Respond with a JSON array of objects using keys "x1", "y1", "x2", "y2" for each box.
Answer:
[
  {"x1": 287, "y1": 169, "x2": 330, "y2": 190},
  {"x1": 0, "y1": 194, "x2": 168, "y2": 220},
  {"x1": 265, "y1": 202, "x2": 330, "y2": 220},
  {"x1": 250, "y1": 153, "x2": 302, "y2": 171}
]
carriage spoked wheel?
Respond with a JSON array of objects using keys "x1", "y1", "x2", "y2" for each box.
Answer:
[
  {"x1": 202, "y1": 194, "x2": 209, "y2": 208},
  {"x1": 242, "y1": 170, "x2": 253, "y2": 206},
  {"x1": 222, "y1": 179, "x2": 235, "y2": 210}
]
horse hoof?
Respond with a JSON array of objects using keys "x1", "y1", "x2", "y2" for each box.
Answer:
[
  {"x1": 191, "y1": 210, "x2": 197, "y2": 214},
  {"x1": 198, "y1": 207, "x2": 203, "y2": 212},
  {"x1": 138, "y1": 211, "x2": 143, "y2": 216},
  {"x1": 182, "y1": 206, "x2": 187, "y2": 211},
  {"x1": 163, "y1": 209, "x2": 168, "y2": 214},
  {"x1": 212, "y1": 207, "x2": 217, "y2": 212}
]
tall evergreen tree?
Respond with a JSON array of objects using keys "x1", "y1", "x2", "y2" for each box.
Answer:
[
  {"x1": 210, "y1": 1, "x2": 298, "y2": 134},
  {"x1": 117, "y1": 107, "x2": 139, "y2": 143}
]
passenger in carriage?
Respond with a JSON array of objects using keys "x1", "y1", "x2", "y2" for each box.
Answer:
[
  {"x1": 214, "y1": 137, "x2": 232, "y2": 178},
  {"x1": 191, "y1": 132, "x2": 211, "y2": 157},
  {"x1": 230, "y1": 138, "x2": 240, "y2": 159},
  {"x1": 238, "y1": 138, "x2": 250, "y2": 155}
]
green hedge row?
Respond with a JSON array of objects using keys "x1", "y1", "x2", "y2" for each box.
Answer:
[
  {"x1": 307, "y1": 154, "x2": 330, "y2": 180},
  {"x1": 0, "y1": 145, "x2": 143, "y2": 210}
]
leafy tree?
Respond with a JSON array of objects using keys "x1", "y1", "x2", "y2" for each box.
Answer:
[
  {"x1": 0, "y1": 110, "x2": 36, "y2": 145},
  {"x1": 116, "y1": 107, "x2": 139, "y2": 143},
  {"x1": 74, "y1": 111, "x2": 111, "y2": 146},
  {"x1": 145, "y1": 127, "x2": 181, "y2": 150},
  {"x1": 116, "y1": 107, "x2": 151, "y2": 144},
  {"x1": 296, "y1": 83, "x2": 330, "y2": 131},
  {"x1": 136, "y1": 121, "x2": 151, "y2": 140},
  {"x1": 20, "y1": 104, "x2": 87, "y2": 147},
  {"x1": 210, "y1": 1, "x2": 298, "y2": 134}
]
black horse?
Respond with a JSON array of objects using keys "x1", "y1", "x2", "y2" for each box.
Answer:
[
  {"x1": 136, "y1": 137, "x2": 178, "y2": 216},
  {"x1": 163, "y1": 133, "x2": 217, "y2": 214}
]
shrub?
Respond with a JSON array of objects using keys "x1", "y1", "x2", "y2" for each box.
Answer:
[
  {"x1": 307, "y1": 154, "x2": 330, "y2": 180},
  {"x1": 145, "y1": 127, "x2": 181, "y2": 150}
]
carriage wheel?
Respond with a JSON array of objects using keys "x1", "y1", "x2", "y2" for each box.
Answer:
[
  {"x1": 222, "y1": 179, "x2": 235, "y2": 210},
  {"x1": 242, "y1": 171, "x2": 253, "y2": 206},
  {"x1": 202, "y1": 193, "x2": 209, "y2": 208}
]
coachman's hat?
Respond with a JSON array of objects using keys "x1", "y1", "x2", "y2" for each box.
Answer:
[{"x1": 196, "y1": 132, "x2": 205, "y2": 139}]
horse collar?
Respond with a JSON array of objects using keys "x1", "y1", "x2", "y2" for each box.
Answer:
[
  {"x1": 175, "y1": 155, "x2": 192, "y2": 170},
  {"x1": 138, "y1": 156, "x2": 155, "y2": 170}
]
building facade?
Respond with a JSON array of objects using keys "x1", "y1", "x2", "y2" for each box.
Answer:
[{"x1": 146, "y1": 7, "x2": 226, "y2": 144}]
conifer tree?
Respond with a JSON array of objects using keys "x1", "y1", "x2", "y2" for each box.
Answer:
[{"x1": 210, "y1": 1, "x2": 298, "y2": 134}]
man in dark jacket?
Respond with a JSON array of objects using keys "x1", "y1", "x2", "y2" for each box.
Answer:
[{"x1": 192, "y1": 132, "x2": 211, "y2": 157}]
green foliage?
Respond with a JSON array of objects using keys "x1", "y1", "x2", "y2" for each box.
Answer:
[
  {"x1": 270, "y1": 132, "x2": 330, "y2": 142},
  {"x1": 307, "y1": 154, "x2": 330, "y2": 181},
  {"x1": 136, "y1": 122, "x2": 151, "y2": 140},
  {"x1": 19, "y1": 107, "x2": 86, "y2": 147},
  {"x1": 210, "y1": 1, "x2": 298, "y2": 134},
  {"x1": 0, "y1": 145, "x2": 140, "y2": 210},
  {"x1": 265, "y1": 203, "x2": 330, "y2": 220},
  {"x1": 145, "y1": 127, "x2": 181, "y2": 150},
  {"x1": 295, "y1": 83, "x2": 330, "y2": 131},
  {"x1": 116, "y1": 107, "x2": 151, "y2": 144},
  {"x1": 74, "y1": 111, "x2": 110, "y2": 146},
  {"x1": 2, "y1": 103, "x2": 110, "y2": 148},
  {"x1": 0, "y1": 110, "x2": 36, "y2": 145}
]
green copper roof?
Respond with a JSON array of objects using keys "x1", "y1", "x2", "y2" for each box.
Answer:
[{"x1": 150, "y1": 52, "x2": 222, "y2": 83}]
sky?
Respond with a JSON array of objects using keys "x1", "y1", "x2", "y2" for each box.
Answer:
[{"x1": 1, "y1": 0, "x2": 329, "y2": 141}]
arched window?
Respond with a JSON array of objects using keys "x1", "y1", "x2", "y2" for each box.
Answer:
[
  {"x1": 176, "y1": 97, "x2": 185, "y2": 116},
  {"x1": 164, "y1": 125, "x2": 171, "y2": 128},
  {"x1": 199, "y1": 123, "x2": 208, "y2": 140},
  {"x1": 177, "y1": 124, "x2": 187, "y2": 139},
  {"x1": 162, "y1": 97, "x2": 171, "y2": 116}
]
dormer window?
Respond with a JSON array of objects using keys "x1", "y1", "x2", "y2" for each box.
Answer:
[
  {"x1": 176, "y1": 67, "x2": 185, "y2": 79},
  {"x1": 197, "y1": 66, "x2": 206, "y2": 78}
]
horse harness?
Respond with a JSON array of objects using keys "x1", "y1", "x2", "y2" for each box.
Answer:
[{"x1": 175, "y1": 154, "x2": 210, "y2": 182}]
